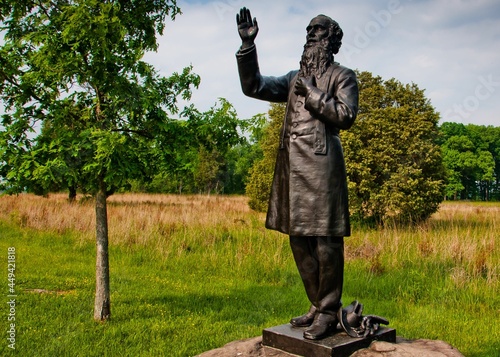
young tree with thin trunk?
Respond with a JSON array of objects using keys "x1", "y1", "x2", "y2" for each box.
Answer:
[{"x1": 0, "y1": 0, "x2": 199, "y2": 321}]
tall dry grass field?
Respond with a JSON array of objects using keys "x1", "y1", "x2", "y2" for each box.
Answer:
[
  {"x1": 0, "y1": 193, "x2": 288, "y2": 269},
  {"x1": 1, "y1": 193, "x2": 257, "y2": 242},
  {"x1": 344, "y1": 202, "x2": 498, "y2": 283},
  {"x1": 1, "y1": 193, "x2": 497, "y2": 280}
]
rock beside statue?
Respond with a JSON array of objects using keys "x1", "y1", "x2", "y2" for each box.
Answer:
[{"x1": 195, "y1": 336, "x2": 464, "y2": 357}]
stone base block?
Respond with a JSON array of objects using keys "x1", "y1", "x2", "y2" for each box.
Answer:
[{"x1": 262, "y1": 324, "x2": 396, "y2": 357}]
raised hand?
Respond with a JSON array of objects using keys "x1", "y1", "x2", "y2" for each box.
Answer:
[{"x1": 236, "y1": 7, "x2": 258, "y2": 49}]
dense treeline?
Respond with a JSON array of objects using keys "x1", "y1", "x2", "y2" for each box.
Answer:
[
  {"x1": 0, "y1": 95, "x2": 260, "y2": 196},
  {"x1": 2, "y1": 90, "x2": 498, "y2": 206},
  {"x1": 2, "y1": 72, "x2": 499, "y2": 207},
  {"x1": 131, "y1": 84, "x2": 500, "y2": 208},
  {"x1": 242, "y1": 111, "x2": 500, "y2": 210},
  {"x1": 125, "y1": 74, "x2": 500, "y2": 220},
  {"x1": 439, "y1": 122, "x2": 500, "y2": 201}
]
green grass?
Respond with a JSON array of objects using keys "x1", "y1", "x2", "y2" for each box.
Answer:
[
  {"x1": 344, "y1": 260, "x2": 500, "y2": 356},
  {"x1": 0, "y1": 221, "x2": 304, "y2": 356},
  {"x1": 0, "y1": 198, "x2": 498, "y2": 356}
]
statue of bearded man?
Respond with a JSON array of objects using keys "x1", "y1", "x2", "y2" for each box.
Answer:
[{"x1": 236, "y1": 8, "x2": 359, "y2": 340}]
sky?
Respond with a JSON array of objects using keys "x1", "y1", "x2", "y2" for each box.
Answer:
[{"x1": 143, "y1": 0, "x2": 500, "y2": 126}]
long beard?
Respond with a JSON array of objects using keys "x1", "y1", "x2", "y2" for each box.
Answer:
[{"x1": 298, "y1": 39, "x2": 333, "y2": 79}]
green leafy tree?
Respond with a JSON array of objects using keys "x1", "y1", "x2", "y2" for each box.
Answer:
[
  {"x1": 180, "y1": 99, "x2": 245, "y2": 194},
  {"x1": 342, "y1": 71, "x2": 445, "y2": 224},
  {"x1": 245, "y1": 103, "x2": 284, "y2": 211},
  {"x1": 191, "y1": 146, "x2": 222, "y2": 194},
  {"x1": 223, "y1": 143, "x2": 251, "y2": 194},
  {"x1": 133, "y1": 98, "x2": 250, "y2": 195},
  {"x1": 440, "y1": 123, "x2": 499, "y2": 200},
  {"x1": 140, "y1": 118, "x2": 193, "y2": 194},
  {"x1": 463, "y1": 124, "x2": 499, "y2": 200},
  {"x1": 0, "y1": 0, "x2": 200, "y2": 320},
  {"x1": 441, "y1": 135, "x2": 483, "y2": 199},
  {"x1": 222, "y1": 112, "x2": 267, "y2": 194}
]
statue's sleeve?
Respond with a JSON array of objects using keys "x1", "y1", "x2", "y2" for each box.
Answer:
[
  {"x1": 304, "y1": 67, "x2": 359, "y2": 130},
  {"x1": 236, "y1": 45, "x2": 292, "y2": 103}
]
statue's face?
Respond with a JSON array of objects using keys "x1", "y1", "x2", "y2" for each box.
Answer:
[{"x1": 306, "y1": 16, "x2": 330, "y2": 44}]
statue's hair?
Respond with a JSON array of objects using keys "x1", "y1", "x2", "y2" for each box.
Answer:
[
  {"x1": 314, "y1": 15, "x2": 343, "y2": 54},
  {"x1": 329, "y1": 19, "x2": 343, "y2": 54}
]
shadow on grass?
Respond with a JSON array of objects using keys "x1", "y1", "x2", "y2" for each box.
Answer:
[
  {"x1": 108, "y1": 282, "x2": 307, "y2": 355},
  {"x1": 115, "y1": 282, "x2": 306, "y2": 327}
]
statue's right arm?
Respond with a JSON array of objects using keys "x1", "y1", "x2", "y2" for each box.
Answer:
[
  {"x1": 236, "y1": 44, "x2": 292, "y2": 103},
  {"x1": 236, "y1": 8, "x2": 290, "y2": 103}
]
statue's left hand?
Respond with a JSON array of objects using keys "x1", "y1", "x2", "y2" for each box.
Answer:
[{"x1": 294, "y1": 76, "x2": 316, "y2": 97}]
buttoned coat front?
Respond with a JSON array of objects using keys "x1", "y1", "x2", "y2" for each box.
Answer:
[{"x1": 237, "y1": 45, "x2": 359, "y2": 237}]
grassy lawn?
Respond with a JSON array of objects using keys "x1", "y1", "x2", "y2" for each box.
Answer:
[{"x1": 0, "y1": 194, "x2": 498, "y2": 356}]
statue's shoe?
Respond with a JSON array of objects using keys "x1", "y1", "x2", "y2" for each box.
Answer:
[
  {"x1": 290, "y1": 305, "x2": 316, "y2": 327},
  {"x1": 303, "y1": 313, "x2": 338, "y2": 340}
]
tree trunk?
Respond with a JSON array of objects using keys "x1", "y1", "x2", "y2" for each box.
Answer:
[
  {"x1": 94, "y1": 177, "x2": 111, "y2": 321},
  {"x1": 68, "y1": 185, "x2": 77, "y2": 203}
]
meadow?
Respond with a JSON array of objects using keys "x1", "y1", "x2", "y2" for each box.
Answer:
[{"x1": 0, "y1": 193, "x2": 498, "y2": 356}]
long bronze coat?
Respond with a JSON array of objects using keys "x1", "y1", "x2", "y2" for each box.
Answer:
[{"x1": 237, "y1": 45, "x2": 359, "y2": 237}]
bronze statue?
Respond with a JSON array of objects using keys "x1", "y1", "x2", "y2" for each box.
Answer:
[{"x1": 236, "y1": 7, "x2": 359, "y2": 340}]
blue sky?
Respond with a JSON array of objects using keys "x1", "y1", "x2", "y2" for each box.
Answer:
[{"x1": 145, "y1": 0, "x2": 500, "y2": 126}]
